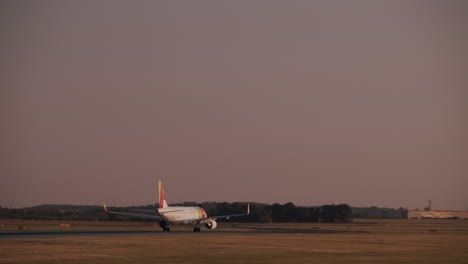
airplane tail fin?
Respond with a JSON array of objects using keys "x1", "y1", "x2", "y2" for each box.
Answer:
[{"x1": 158, "y1": 180, "x2": 168, "y2": 208}]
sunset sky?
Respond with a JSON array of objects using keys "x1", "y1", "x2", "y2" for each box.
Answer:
[{"x1": 1, "y1": 1, "x2": 467, "y2": 210}]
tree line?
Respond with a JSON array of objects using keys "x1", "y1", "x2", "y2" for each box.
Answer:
[{"x1": 0, "y1": 202, "x2": 354, "y2": 223}]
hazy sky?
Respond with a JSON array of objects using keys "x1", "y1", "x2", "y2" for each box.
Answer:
[{"x1": 1, "y1": 1, "x2": 467, "y2": 210}]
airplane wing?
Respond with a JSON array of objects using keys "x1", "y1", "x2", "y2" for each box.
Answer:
[
  {"x1": 130, "y1": 208, "x2": 158, "y2": 214},
  {"x1": 103, "y1": 203, "x2": 162, "y2": 221},
  {"x1": 131, "y1": 208, "x2": 186, "y2": 213},
  {"x1": 184, "y1": 204, "x2": 250, "y2": 224}
]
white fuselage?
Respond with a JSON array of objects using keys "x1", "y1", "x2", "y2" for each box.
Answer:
[{"x1": 159, "y1": 206, "x2": 207, "y2": 223}]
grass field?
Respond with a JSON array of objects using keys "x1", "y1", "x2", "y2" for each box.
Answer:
[{"x1": 1, "y1": 219, "x2": 467, "y2": 263}]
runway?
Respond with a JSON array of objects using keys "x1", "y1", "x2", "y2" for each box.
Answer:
[
  {"x1": 0, "y1": 228, "x2": 366, "y2": 239},
  {"x1": 0, "y1": 230, "x2": 250, "y2": 239}
]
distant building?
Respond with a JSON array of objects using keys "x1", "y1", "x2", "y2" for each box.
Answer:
[
  {"x1": 352, "y1": 207, "x2": 407, "y2": 218},
  {"x1": 408, "y1": 210, "x2": 468, "y2": 219}
]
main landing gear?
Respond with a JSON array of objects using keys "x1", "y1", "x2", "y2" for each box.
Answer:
[
  {"x1": 194, "y1": 227, "x2": 201, "y2": 232},
  {"x1": 159, "y1": 221, "x2": 170, "y2": 232}
]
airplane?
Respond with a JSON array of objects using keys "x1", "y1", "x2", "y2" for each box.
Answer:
[{"x1": 103, "y1": 180, "x2": 250, "y2": 232}]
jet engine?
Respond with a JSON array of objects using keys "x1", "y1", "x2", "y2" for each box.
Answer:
[{"x1": 205, "y1": 219, "x2": 217, "y2": 229}]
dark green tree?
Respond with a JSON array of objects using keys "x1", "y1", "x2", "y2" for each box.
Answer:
[
  {"x1": 335, "y1": 204, "x2": 353, "y2": 223},
  {"x1": 320, "y1": 205, "x2": 337, "y2": 223}
]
